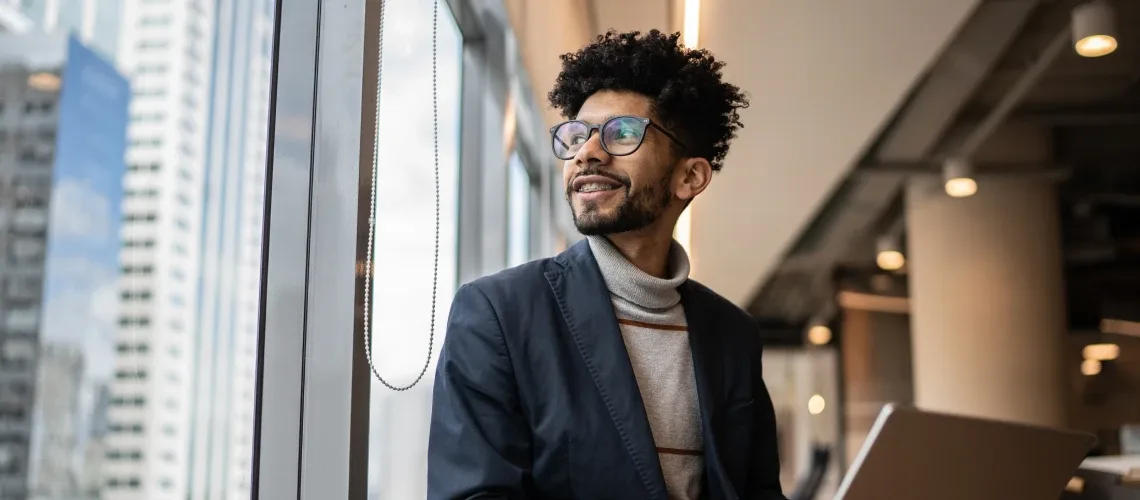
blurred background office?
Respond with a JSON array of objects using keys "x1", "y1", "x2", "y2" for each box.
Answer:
[{"x1": 0, "y1": 0, "x2": 1136, "y2": 499}]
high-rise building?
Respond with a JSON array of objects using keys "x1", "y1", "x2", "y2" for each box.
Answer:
[
  {"x1": 103, "y1": 0, "x2": 273, "y2": 498},
  {"x1": 0, "y1": 32, "x2": 129, "y2": 500},
  {"x1": 186, "y1": 0, "x2": 273, "y2": 498},
  {"x1": 100, "y1": 0, "x2": 215, "y2": 498},
  {"x1": 30, "y1": 343, "x2": 85, "y2": 498}
]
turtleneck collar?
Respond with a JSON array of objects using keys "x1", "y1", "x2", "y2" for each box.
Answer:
[{"x1": 586, "y1": 235, "x2": 690, "y2": 310}]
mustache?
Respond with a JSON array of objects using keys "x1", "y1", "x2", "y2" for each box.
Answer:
[{"x1": 568, "y1": 169, "x2": 631, "y2": 194}]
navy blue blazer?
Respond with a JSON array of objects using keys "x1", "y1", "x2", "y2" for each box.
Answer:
[{"x1": 427, "y1": 240, "x2": 785, "y2": 500}]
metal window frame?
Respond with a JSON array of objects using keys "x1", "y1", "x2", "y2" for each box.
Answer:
[
  {"x1": 254, "y1": 0, "x2": 563, "y2": 497},
  {"x1": 253, "y1": 0, "x2": 370, "y2": 497}
]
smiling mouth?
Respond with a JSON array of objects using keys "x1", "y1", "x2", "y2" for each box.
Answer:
[
  {"x1": 576, "y1": 183, "x2": 620, "y2": 194},
  {"x1": 571, "y1": 174, "x2": 624, "y2": 195}
]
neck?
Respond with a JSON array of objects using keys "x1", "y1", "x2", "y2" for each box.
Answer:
[{"x1": 604, "y1": 223, "x2": 676, "y2": 279}]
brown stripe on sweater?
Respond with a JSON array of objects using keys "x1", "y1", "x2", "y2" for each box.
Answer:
[
  {"x1": 618, "y1": 318, "x2": 688, "y2": 332},
  {"x1": 657, "y1": 447, "x2": 703, "y2": 456}
]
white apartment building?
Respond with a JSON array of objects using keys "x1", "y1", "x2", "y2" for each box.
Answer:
[
  {"x1": 104, "y1": 0, "x2": 272, "y2": 499},
  {"x1": 102, "y1": 0, "x2": 214, "y2": 498}
]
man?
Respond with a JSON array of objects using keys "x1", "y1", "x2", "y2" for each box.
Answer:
[{"x1": 428, "y1": 29, "x2": 784, "y2": 500}]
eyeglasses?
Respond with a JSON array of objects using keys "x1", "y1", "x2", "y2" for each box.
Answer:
[{"x1": 549, "y1": 116, "x2": 686, "y2": 161}]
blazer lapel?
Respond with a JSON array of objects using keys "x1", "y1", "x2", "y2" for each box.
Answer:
[
  {"x1": 679, "y1": 281, "x2": 737, "y2": 499},
  {"x1": 545, "y1": 241, "x2": 668, "y2": 500}
]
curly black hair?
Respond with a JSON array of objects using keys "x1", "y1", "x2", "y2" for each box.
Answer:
[{"x1": 548, "y1": 29, "x2": 748, "y2": 171}]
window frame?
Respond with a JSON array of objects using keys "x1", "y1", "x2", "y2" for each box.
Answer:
[{"x1": 254, "y1": 0, "x2": 559, "y2": 497}]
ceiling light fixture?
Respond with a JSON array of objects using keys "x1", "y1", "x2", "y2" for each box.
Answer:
[
  {"x1": 943, "y1": 158, "x2": 978, "y2": 198},
  {"x1": 1072, "y1": 0, "x2": 1118, "y2": 58},
  {"x1": 807, "y1": 394, "x2": 826, "y2": 415},
  {"x1": 875, "y1": 235, "x2": 906, "y2": 271}
]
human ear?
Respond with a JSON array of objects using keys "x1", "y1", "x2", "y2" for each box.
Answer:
[{"x1": 673, "y1": 157, "x2": 713, "y2": 201}]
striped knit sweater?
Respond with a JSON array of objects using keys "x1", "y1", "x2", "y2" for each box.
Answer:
[{"x1": 587, "y1": 235, "x2": 703, "y2": 500}]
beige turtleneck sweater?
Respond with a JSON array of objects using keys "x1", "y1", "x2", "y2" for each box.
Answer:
[{"x1": 587, "y1": 235, "x2": 703, "y2": 500}]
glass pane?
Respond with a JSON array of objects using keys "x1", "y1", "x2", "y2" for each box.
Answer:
[
  {"x1": 507, "y1": 152, "x2": 531, "y2": 267},
  {"x1": 365, "y1": 0, "x2": 462, "y2": 498},
  {"x1": 2, "y1": 1, "x2": 276, "y2": 498}
]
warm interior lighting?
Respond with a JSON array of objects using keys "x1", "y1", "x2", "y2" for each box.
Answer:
[
  {"x1": 1066, "y1": 476, "x2": 1085, "y2": 493},
  {"x1": 1075, "y1": 35, "x2": 1118, "y2": 57},
  {"x1": 501, "y1": 93, "x2": 517, "y2": 157},
  {"x1": 875, "y1": 235, "x2": 905, "y2": 271},
  {"x1": 683, "y1": 0, "x2": 701, "y2": 48},
  {"x1": 674, "y1": 206, "x2": 693, "y2": 277},
  {"x1": 943, "y1": 158, "x2": 977, "y2": 198},
  {"x1": 807, "y1": 394, "x2": 826, "y2": 415},
  {"x1": 676, "y1": 0, "x2": 699, "y2": 264},
  {"x1": 1082, "y1": 343, "x2": 1120, "y2": 361},
  {"x1": 875, "y1": 250, "x2": 905, "y2": 271},
  {"x1": 1072, "y1": 1, "x2": 1118, "y2": 58},
  {"x1": 807, "y1": 325, "x2": 832, "y2": 346},
  {"x1": 674, "y1": 205, "x2": 692, "y2": 252},
  {"x1": 1081, "y1": 358, "x2": 1102, "y2": 376},
  {"x1": 27, "y1": 72, "x2": 61, "y2": 92},
  {"x1": 944, "y1": 177, "x2": 978, "y2": 198}
]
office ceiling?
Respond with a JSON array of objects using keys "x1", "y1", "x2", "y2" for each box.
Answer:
[{"x1": 751, "y1": 0, "x2": 1140, "y2": 335}]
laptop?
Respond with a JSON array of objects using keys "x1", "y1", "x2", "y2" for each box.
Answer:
[{"x1": 835, "y1": 404, "x2": 1097, "y2": 500}]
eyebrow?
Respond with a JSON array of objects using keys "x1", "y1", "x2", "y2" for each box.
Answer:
[{"x1": 572, "y1": 113, "x2": 618, "y2": 125}]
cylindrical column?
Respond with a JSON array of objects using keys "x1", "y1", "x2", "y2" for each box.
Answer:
[{"x1": 905, "y1": 178, "x2": 1068, "y2": 428}]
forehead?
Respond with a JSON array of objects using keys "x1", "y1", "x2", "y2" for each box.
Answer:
[{"x1": 575, "y1": 90, "x2": 655, "y2": 123}]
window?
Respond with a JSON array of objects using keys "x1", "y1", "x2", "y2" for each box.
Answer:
[
  {"x1": 130, "y1": 136, "x2": 163, "y2": 146},
  {"x1": 139, "y1": 16, "x2": 172, "y2": 27},
  {"x1": 123, "y1": 212, "x2": 158, "y2": 223},
  {"x1": 127, "y1": 162, "x2": 161, "y2": 172},
  {"x1": 131, "y1": 112, "x2": 165, "y2": 122},
  {"x1": 135, "y1": 63, "x2": 168, "y2": 74},
  {"x1": 16, "y1": 5, "x2": 276, "y2": 495},
  {"x1": 365, "y1": 1, "x2": 461, "y2": 497},
  {"x1": 137, "y1": 39, "x2": 170, "y2": 50},
  {"x1": 507, "y1": 152, "x2": 533, "y2": 267},
  {"x1": 22, "y1": 101, "x2": 53, "y2": 115}
]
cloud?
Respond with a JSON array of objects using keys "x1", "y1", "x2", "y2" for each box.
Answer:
[
  {"x1": 48, "y1": 178, "x2": 113, "y2": 246},
  {"x1": 40, "y1": 255, "x2": 119, "y2": 379}
]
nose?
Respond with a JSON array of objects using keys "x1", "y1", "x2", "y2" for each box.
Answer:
[{"x1": 573, "y1": 128, "x2": 609, "y2": 166}]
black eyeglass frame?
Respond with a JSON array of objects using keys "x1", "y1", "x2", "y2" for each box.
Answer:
[{"x1": 549, "y1": 116, "x2": 688, "y2": 161}]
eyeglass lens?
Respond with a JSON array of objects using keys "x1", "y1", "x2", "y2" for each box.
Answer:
[{"x1": 552, "y1": 117, "x2": 647, "y2": 160}]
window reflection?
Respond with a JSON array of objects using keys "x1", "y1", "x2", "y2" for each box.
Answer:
[
  {"x1": 365, "y1": 0, "x2": 462, "y2": 498},
  {"x1": 1, "y1": 0, "x2": 275, "y2": 498},
  {"x1": 507, "y1": 152, "x2": 532, "y2": 267}
]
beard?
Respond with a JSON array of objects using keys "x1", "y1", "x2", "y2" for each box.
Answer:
[{"x1": 567, "y1": 167, "x2": 673, "y2": 236}]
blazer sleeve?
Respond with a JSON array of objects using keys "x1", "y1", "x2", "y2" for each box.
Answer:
[
  {"x1": 747, "y1": 333, "x2": 788, "y2": 500},
  {"x1": 427, "y1": 282, "x2": 532, "y2": 500}
]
